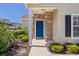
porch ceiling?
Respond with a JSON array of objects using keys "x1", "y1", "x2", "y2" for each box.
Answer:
[
  {"x1": 25, "y1": 4, "x2": 57, "y2": 14},
  {"x1": 31, "y1": 8, "x2": 56, "y2": 14}
]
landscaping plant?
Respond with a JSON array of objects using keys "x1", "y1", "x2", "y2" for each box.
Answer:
[
  {"x1": 11, "y1": 29, "x2": 25, "y2": 38},
  {"x1": 0, "y1": 25, "x2": 15, "y2": 53},
  {"x1": 19, "y1": 34, "x2": 28, "y2": 42},
  {"x1": 19, "y1": 34, "x2": 27, "y2": 39},
  {"x1": 49, "y1": 42, "x2": 61, "y2": 48},
  {"x1": 49, "y1": 42, "x2": 79, "y2": 54},
  {"x1": 64, "y1": 43, "x2": 75, "y2": 50},
  {"x1": 66, "y1": 44, "x2": 79, "y2": 53},
  {"x1": 49, "y1": 43, "x2": 64, "y2": 53}
]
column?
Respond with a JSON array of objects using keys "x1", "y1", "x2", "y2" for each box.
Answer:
[{"x1": 28, "y1": 8, "x2": 33, "y2": 47}]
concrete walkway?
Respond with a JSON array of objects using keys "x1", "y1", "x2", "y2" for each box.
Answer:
[{"x1": 29, "y1": 39, "x2": 52, "y2": 56}]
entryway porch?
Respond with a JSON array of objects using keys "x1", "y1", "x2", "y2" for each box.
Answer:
[
  {"x1": 28, "y1": 7, "x2": 58, "y2": 46},
  {"x1": 28, "y1": 8, "x2": 58, "y2": 56},
  {"x1": 29, "y1": 39, "x2": 52, "y2": 56}
]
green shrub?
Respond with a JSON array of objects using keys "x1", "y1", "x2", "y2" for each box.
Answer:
[
  {"x1": 11, "y1": 29, "x2": 25, "y2": 38},
  {"x1": 64, "y1": 43, "x2": 75, "y2": 50},
  {"x1": 19, "y1": 34, "x2": 27, "y2": 39},
  {"x1": 0, "y1": 26, "x2": 15, "y2": 53},
  {"x1": 0, "y1": 24, "x2": 5, "y2": 27},
  {"x1": 20, "y1": 35, "x2": 29, "y2": 42},
  {"x1": 51, "y1": 45, "x2": 64, "y2": 53},
  {"x1": 64, "y1": 43, "x2": 78, "y2": 50},
  {"x1": 66, "y1": 44, "x2": 79, "y2": 53},
  {"x1": 49, "y1": 42, "x2": 61, "y2": 49},
  {"x1": 49, "y1": 43, "x2": 64, "y2": 53}
]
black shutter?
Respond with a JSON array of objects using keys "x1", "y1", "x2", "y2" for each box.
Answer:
[{"x1": 65, "y1": 15, "x2": 71, "y2": 37}]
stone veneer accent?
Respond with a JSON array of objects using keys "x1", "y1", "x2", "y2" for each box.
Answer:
[
  {"x1": 45, "y1": 12, "x2": 53, "y2": 40},
  {"x1": 32, "y1": 12, "x2": 53, "y2": 40}
]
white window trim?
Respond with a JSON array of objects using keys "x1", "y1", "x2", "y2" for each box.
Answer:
[
  {"x1": 35, "y1": 19, "x2": 45, "y2": 39},
  {"x1": 71, "y1": 14, "x2": 79, "y2": 39}
]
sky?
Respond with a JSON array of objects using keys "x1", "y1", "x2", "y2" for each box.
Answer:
[{"x1": 0, "y1": 3, "x2": 29, "y2": 23}]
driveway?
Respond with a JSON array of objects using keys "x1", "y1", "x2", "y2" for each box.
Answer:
[{"x1": 29, "y1": 39, "x2": 52, "y2": 56}]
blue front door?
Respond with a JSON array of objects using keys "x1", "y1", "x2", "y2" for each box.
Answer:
[{"x1": 36, "y1": 21, "x2": 44, "y2": 38}]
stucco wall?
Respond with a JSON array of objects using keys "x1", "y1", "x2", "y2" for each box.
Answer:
[
  {"x1": 52, "y1": 9, "x2": 59, "y2": 42},
  {"x1": 58, "y1": 4, "x2": 79, "y2": 43},
  {"x1": 21, "y1": 18, "x2": 29, "y2": 33}
]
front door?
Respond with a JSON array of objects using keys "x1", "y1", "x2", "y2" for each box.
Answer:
[{"x1": 36, "y1": 20, "x2": 44, "y2": 39}]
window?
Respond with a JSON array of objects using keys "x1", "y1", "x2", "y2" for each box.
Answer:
[{"x1": 71, "y1": 14, "x2": 79, "y2": 39}]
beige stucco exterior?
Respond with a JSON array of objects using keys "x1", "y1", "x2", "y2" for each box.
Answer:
[
  {"x1": 22, "y1": 3, "x2": 79, "y2": 44},
  {"x1": 21, "y1": 14, "x2": 29, "y2": 33}
]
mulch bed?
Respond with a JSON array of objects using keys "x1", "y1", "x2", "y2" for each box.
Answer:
[{"x1": 0, "y1": 39, "x2": 30, "y2": 56}]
